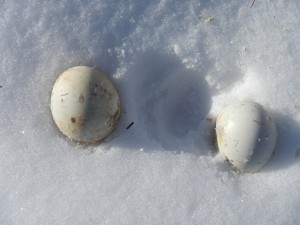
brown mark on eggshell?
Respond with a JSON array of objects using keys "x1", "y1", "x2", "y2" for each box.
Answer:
[{"x1": 79, "y1": 94, "x2": 84, "y2": 103}]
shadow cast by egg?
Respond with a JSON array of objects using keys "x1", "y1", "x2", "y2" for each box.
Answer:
[{"x1": 115, "y1": 50, "x2": 212, "y2": 154}]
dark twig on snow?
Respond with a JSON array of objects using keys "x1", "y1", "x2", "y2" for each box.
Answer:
[
  {"x1": 126, "y1": 122, "x2": 134, "y2": 130},
  {"x1": 250, "y1": 0, "x2": 256, "y2": 8}
]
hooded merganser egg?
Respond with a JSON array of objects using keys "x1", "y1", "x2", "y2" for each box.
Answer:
[
  {"x1": 215, "y1": 101, "x2": 277, "y2": 173},
  {"x1": 51, "y1": 66, "x2": 120, "y2": 144}
]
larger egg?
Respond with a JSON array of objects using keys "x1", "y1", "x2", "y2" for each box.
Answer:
[
  {"x1": 215, "y1": 101, "x2": 277, "y2": 173},
  {"x1": 51, "y1": 66, "x2": 120, "y2": 144}
]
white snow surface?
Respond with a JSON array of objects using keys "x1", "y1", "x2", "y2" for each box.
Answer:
[{"x1": 0, "y1": 0, "x2": 300, "y2": 224}]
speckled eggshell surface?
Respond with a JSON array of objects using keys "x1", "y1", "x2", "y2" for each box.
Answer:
[
  {"x1": 51, "y1": 66, "x2": 120, "y2": 144},
  {"x1": 215, "y1": 101, "x2": 277, "y2": 173}
]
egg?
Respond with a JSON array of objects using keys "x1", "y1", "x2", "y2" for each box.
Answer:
[
  {"x1": 50, "y1": 66, "x2": 120, "y2": 144},
  {"x1": 215, "y1": 101, "x2": 277, "y2": 173}
]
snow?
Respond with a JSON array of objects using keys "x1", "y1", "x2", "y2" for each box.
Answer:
[{"x1": 0, "y1": 0, "x2": 299, "y2": 224}]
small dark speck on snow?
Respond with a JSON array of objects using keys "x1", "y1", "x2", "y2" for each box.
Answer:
[{"x1": 295, "y1": 148, "x2": 300, "y2": 158}]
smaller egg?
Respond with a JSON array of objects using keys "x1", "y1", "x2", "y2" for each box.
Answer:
[
  {"x1": 215, "y1": 101, "x2": 277, "y2": 173},
  {"x1": 50, "y1": 66, "x2": 120, "y2": 144}
]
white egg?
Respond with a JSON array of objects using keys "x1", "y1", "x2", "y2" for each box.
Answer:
[
  {"x1": 50, "y1": 66, "x2": 120, "y2": 144},
  {"x1": 215, "y1": 101, "x2": 277, "y2": 173}
]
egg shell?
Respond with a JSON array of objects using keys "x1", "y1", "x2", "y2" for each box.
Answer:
[
  {"x1": 50, "y1": 66, "x2": 120, "y2": 144},
  {"x1": 215, "y1": 101, "x2": 277, "y2": 173}
]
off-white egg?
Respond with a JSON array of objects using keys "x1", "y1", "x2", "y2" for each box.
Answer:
[
  {"x1": 215, "y1": 101, "x2": 277, "y2": 173},
  {"x1": 50, "y1": 66, "x2": 120, "y2": 144}
]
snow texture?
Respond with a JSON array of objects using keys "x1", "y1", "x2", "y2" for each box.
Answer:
[{"x1": 0, "y1": 0, "x2": 299, "y2": 224}]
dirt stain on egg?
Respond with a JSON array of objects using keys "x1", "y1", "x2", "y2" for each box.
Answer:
[{"x1": 79, "y1": 94, "x2": 85, "y2": 103}]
